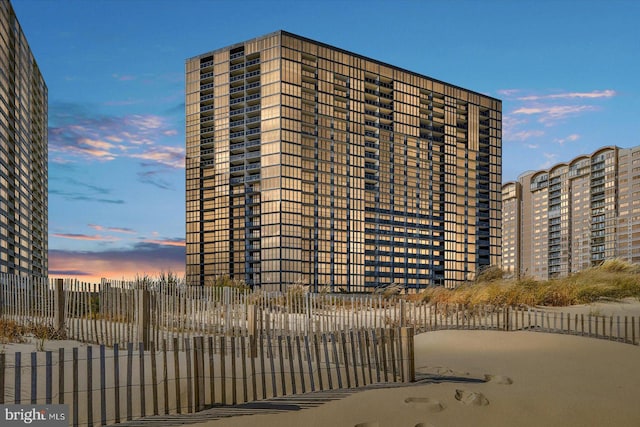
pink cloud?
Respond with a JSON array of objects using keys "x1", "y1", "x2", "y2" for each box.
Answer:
[
  {"x1": 141, "y1": 238, "x2": 186, "y2": 247},
  {"x1": 52, "y1": 233, "x2": 119, "y2": 242},
  {"x1": 130, "y1": 146, "x2": 185, "y2": 168},
  {"x1": 49, "y1": 244, "x2": 185, "y2": 283},
  {"x1": 49, "y1": 113, "x2": 183, "y2": 169},
  {"x1": 88, "y1": 224, "x2": 137, "y2": 234}
]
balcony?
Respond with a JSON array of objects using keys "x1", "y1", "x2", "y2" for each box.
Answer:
[
  {"x1": 200, "y1": 148, "x2": 215, "y2": 157},
  {"x1": 364, "y1": 130, "x2": 378, "y2": 138},
  {"x1": 200, "y1": 136, "x2": 214, "y2": 146}
]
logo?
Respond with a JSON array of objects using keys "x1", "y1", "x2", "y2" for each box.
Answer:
[{"x1": 1, "y1": 405, "x2": 68, "y2": 426}]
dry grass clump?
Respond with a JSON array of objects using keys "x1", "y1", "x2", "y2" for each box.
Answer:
[
  {"x1": 0, "y1": 319, "x2": 26, "y2": 344},
  {"x1": 374, "y1": 283, "x2": 404, "y2": 299},
  {"x1": 419, "y1": 260, "x2": 640, "y2": 308},
  {"x1": 0, "y1": 319, "x2": 66, "y2": 350}
]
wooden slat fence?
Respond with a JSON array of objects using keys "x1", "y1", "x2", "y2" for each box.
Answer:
[
  {"x1": 1, "y1": 275, "x2": 638, "y2": 347},
  {"x1": 0, "y1": 327, "x2": 413, "y2": 427}
]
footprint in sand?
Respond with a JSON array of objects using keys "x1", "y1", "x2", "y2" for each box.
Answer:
[
  {"x1": 404, "y1": 397, "x2": 445, "y2": 412},
  {"x1": 455, "y1": 389, "x2": 489, "y2": 406},
  {"x1": 415, "y1": 423, "x2": 436, "y2": 427},
  {"x1": 484, "y1": 374, "x2": 513, "y2": 385},
  {"x1": 420, "y1": 366, "x2": 470, "y2": 377},
  {"x1": 354, "y1": 423, "x2": 379, "y2": 427}
]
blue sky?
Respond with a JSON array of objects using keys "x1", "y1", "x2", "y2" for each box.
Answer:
[{"x1": 11, "y1": 0, "x2": 640, "y2": 281}]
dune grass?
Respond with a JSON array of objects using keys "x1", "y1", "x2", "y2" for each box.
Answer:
[{"x1": 416, "y1": 259, "x2": 640, "y2": 307}]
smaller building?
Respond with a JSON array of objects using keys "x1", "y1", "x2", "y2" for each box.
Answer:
[
  {"x1": 0, "y1": 1, "x2": 48, "y2": 278},
  {"x1": 502, "y1": 146, "x2": 640, "y2": 280}
]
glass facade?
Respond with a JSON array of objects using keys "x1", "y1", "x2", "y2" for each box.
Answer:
[
  {"x1": 0, "y1": 1, "x2": 48, "y2": 278},
  {"x1": 186, "y1": 31, "x2": 502, "y2": 291}
]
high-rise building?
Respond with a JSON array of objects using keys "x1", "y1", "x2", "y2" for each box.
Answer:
[
  {"x1": 0, "y1": 1, "x2": 48, "y2": 278},
  {"x1": 502, "y1": 145, "x2": 640, "y2": 280},
  {"x1": 186, "y1": 31, "x2": 502, "y2": 291}
]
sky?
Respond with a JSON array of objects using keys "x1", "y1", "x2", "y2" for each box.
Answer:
[{"x1": 10, "y1": 0, "x2": 640, "y2": 283}]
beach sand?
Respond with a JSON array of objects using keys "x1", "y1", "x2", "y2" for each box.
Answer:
[{"x1": 191, "y1": 328, "x2": 640, "y2": 427}]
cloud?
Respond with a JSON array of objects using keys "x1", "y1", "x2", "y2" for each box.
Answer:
[
  {"x1": 49, "y1": 189, "x2": 125, "y2": 204},
  {"x1": 137, "y1": 169, "x2": 173, "y2": 190},
  {"x1": 49, "y1": 270, "x2": 93, "y2": 276},
  {"x1": 51, "y1": 157, "x2": 75, "y2": 165},
  {"x1": 512, "y1": 105, "x2": 597, "y2": 123},
  {"x1": 49, "y1": 242, "x2": 186, "y2": 282},
  {"x1": 497, "y1": 89, "x2": 520, "y2": 97},
  {"x1": 554, "y1": 134, "x2": 580, "y2": 145},
  {"x1": 49, "y1": 177, "x2": 125, "y2": 204},
  {"x1": 130, "y1": 146, "x2": 185, "y2": 168},
  {"x1": 141, "y1": 238, "x2": 186, "y2": 247},
  {"x1": 49, "y1": 103, "x2": 183, "y2": 171},
  {"x1": 517, "y1": 90, "x2": 616, "y2": 101},
  {"x1": 507, "y1": 130, "x2": 544, "y2": 142},
  {"x1": 52, "y1": 233, "x2": 119, "y2": 242},
  {"x1": 88, "y1": 224, "x2": 137, "y2": 234}
]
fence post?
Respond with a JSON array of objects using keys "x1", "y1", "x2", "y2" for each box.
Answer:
[
  {"x1": 55, "y1": 279, "x2": 65, "y2": 333},
  {"x1": 400, "y1": 327, "x2": 415, "y2": 383},
  {"x1": 248, "y1": 304, "x2": 258, "y2": 358},
  {"x1": 137, "y1": 289, "x2": 150, "y2": 348}
]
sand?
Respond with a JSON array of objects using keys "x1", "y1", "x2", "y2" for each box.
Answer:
[{"x1": 190, "y1": 328, "x2": 640, "y2": 427}]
